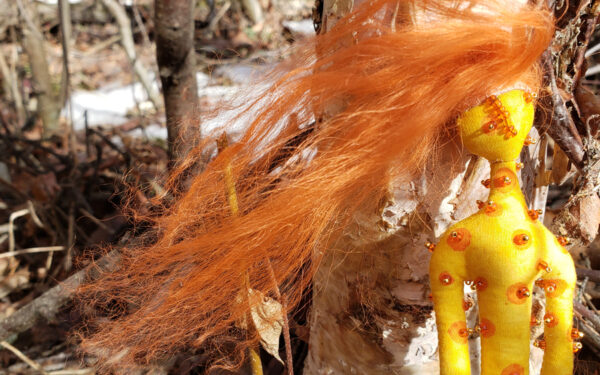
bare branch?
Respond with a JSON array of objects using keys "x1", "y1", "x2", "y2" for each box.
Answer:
[
  {"x1": 100, "y1": 0, "x2": 161, "y2": 109},
  {"x1": 0, "y1": 250, "x2": 119, "y2": 342}
]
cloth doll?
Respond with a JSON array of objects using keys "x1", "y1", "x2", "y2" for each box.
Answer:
[{"x1": 429, "y1": 90, "x2": 580, "y2": 375}]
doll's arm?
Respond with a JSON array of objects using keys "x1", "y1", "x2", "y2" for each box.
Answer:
[
  {"x1": 429, "y1": 234, "x2": 471, "y2": 375},
  {"x1": 537, "y1": 232, "x2": 576, "y2": 375}
]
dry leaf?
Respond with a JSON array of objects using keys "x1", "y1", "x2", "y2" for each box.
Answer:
[
  {"x1": 235, "y1": 288, "x2": 284, "y2": 364},
  {"x1": 551, "y1": 143, "x2": 574, "y2": 185}
]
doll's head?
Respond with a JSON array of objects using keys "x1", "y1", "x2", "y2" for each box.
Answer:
[{"x1": 457, "y1": 89, "x2": 535, "y2": 162}]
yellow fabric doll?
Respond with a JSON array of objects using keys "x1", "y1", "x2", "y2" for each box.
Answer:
[{"x1": 429, "y1": 89, "x2": 581, "y2": 375}]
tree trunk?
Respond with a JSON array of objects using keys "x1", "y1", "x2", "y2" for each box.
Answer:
[
  {"x1": 304, "y1": 1, "x2": 486, "y2": 373},
  {"x1": 155, "y1": 0, "x2": 199, "y2": 163}
]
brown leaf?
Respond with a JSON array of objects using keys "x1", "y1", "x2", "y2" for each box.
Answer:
[
  {"x1": 551, "y1": 143, "x2": 574, "y2": 185},
  {"x1": 554, "y1": 193, "x2": 600, "y2": 246},
  {"x1": 575, "y1": 84, "x2": 600, "y2": 137}
]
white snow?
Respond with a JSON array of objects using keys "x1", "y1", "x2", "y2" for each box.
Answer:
[
  {"x1": 282, "y1": 19, "x2": 315, "y2": 37},
  {"x1": 63, "y1": 68, "x2": 258, "y2": 139}
]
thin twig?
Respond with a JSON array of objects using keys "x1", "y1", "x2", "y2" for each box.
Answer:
[
  {"x1": 0, "y1": 246, "x2": 65, "y2": 259},
  {"x1": 0, "y1": 340, "x2": 49, "y2": 375},
  {"x1": 8, "y1": 203, "x2": 44, "y2": 253},
  {"x1": 100, "y1": 0, "x2": 161, "y2": 109},
  {"x1": 207, "y1": 1, "x2": 231, "y2": 33},
  {"x1": 64, "y1": 202, "x2": 75, "y2": 272},
  {"x1": 48, "y1": 370, "x2": 94, "y2": 375},
  {"x1": 584, "y1": 292, "x2": 599, "y2": 314},
  {"x1": 78, "y1": 208, "x2": 114, "y2": 235},
  {"x1": 58, "y1": 0, "x2": 76, "y2": 160}
]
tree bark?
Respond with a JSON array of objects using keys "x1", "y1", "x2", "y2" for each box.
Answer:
[
  {"x1": 17, "y1": 0, "x2": 60, "y2": 136},
  {"x1": 304, "y1": 1, "x2": 465, "y2": 373},
  {"x1": 155, "y1": 0, "x2": 199, "y2": 163}
]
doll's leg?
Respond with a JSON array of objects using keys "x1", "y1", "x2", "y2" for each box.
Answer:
[
  {"x1": 430, "y1": 240, "x2": 470, "y2": 375},
  {"x1": 538, "y1": 232, "x2": 576, "y2": 375}
]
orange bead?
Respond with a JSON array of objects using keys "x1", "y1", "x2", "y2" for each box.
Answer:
[
  {"x1": 530, "y1": 315, "x2": 541, "y2": 327},
  {"x1": 515, "y1": 161, "x2": 524, "y2": 170},
  {"x1": 462, "y1": 299, "x2": 473, "y2": 311},
  {"x1": 439, "y1": 272, "x2": 453, "y2": 286},
  {"x1": 524, "y1": 91, "x2": 537, "y2": 103},
  {"x1": 516, "y1": 286, "x2": 531, "y2": 299},
  {"x1": 513, "y1": 231, "x2": 531, "y2": 247},
  {"x1": 482, "y1": 121, "x2": 497, "y2": 133},
  {"x1": 494, "y1": 175, "x2": 512, "y2": 188},
  {"x1": 534, "y1": 339, "x2": 546, "y2": 350},
  {"x1": 536, "y1": 260, "x2": 552, "y2": 273},
  {"x1": 473, "y1": 277, "x2": 488, "y2": 291},
  {"x1": 481, "y1": 179, "x2": 491, "y2": 188},
  {"x1": 503, "y1": 125, "x2": 517, "y2": 138},
  {"x1": 484, "y1": 201, "x2": 499, "y2": 215},
  {"x1": 527, "y1": 209, "x2": 542, "y2": 220},
  {"x1": 448, "y1": 321, "x2": 469, "y2": 344},
  {"x1": 571, "y1": 328, "x2": 584, "y2": 340},
  {"x1": 478, "y1": 318, "x2": 495, "y2": 338},
  {"x1": 544, "y1": 312, "x2": 558, "y2": 328},
  {"x1": 476, "y1": 200, "x2": 485, "y2": 209},
  {"x1": 542, "y1": 279, "x2": 568, "y2": 298},
  {"x1": 449, "y1": 231, "x2": 463, "y2": 241},
  {"x1": 524, "y1": 136, "x2": 537, "y2": 145},
  {"x1": 446, "y1": 228, "x2": 471, "y2": 251},
  {"x1": 425, "y1": 241, "x2": 435, "y2": 252},
  {"x1": 573, "y1": 342, "x2": 583, "y2": 353},
  {"x1": 557, "y1": 236, "x2": 570, "y2": 247},
  {"x1": 507, "y1": 282, "x2": 530, "y2": 304}
]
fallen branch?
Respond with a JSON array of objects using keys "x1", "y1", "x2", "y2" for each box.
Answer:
[
  {"x1": 574, "y1": 300, "x2": 600, "y2": 332},
  {"x1": 577, "y1": 268, "x2": 600, "y2": 283},
  {"x1": 0, "y1": 250, "x2": 119, "y2": 342},
  {"x1": 535, "y1": 51, "x2": 585, "y2": 169},
  {"x1": 576, "y1": 320, "x2": 600, "y2": 356}
]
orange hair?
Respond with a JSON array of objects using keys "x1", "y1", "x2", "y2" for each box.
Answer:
[{"x1": 77, "y1": 0, "x2": 553, "y2": 370}]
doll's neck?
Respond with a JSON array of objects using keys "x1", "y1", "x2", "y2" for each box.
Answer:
[{"x1": 487, "y1": 160, "x2": 527, "y2": 207}]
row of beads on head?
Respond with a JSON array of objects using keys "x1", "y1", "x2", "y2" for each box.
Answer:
[{"x1": 482, "y1": 92, "x2": 536, "y2": 138}]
